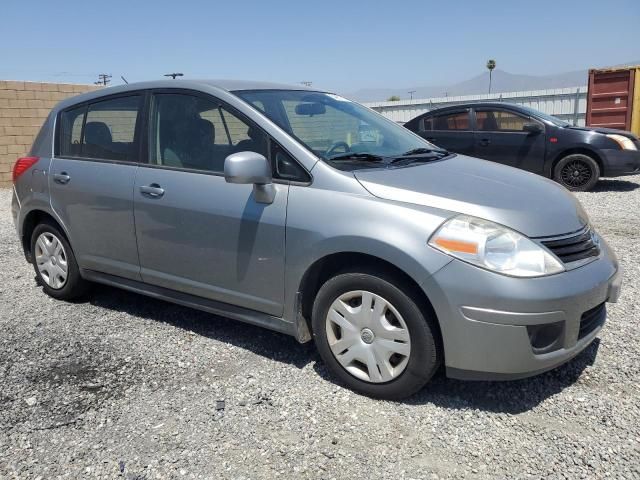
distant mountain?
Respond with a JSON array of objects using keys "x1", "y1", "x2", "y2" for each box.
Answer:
[{"x1": 345, "y1": 62, "x2": 640, "y2": 102}]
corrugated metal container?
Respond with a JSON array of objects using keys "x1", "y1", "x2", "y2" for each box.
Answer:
[{"x1": 586, "y1": 65, "x2": 640, "y2": 136}]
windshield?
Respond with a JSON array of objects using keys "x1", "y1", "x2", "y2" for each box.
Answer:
[
  {"x1": 518, "y1": 105, "x2": 570, "y2": 127},
  {"x1": 234, "y1": 89, "x2": 444, "y2": 169}
]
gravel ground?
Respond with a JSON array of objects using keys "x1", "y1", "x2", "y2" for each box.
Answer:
[{"x1": 1, "y1": 176, "x2": 639, "y2": 480}]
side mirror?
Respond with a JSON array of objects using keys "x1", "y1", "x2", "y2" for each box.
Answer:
[
  {"x1": 224, "y1": 151, "x2": 275, "y2": 204},
  {"x1": 523, "y1": 123, "x2": 543, "y2": 134}
]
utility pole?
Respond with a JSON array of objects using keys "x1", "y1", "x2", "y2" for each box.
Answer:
[
  {"x1": 300, "y1": 81, "x2": 312, "y2": 87},
  {"x1": 164, "y1": 73, "x2": 184, "y2": 79},
  {"x1": 408, "y1": 90, "x2": 416, "y2": 101},
  {"x1": 486, "y1": 59, "x2": 496, "y2": 95},
  {"x1": 94, "y1": 73, "x2": 112, "y2": 86}
]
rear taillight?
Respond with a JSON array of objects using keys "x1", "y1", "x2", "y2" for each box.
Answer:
[{"x1": 12, "y1": 156, "x2": 39, "y2": 183}]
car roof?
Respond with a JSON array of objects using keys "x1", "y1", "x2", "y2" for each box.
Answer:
[
  {"x1": 421, "y1": 102, "x2": 529, "y2": 115},
  {"x1": 53, "y1": 79, "x2": 328, "y2": 112}
]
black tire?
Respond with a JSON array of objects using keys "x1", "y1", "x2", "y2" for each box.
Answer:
[
  {"x1": 553, "y1": 153, "x2": 600, "y2": 192},
  {"x1": 30, "y1": 220, "x2": 89, "y2": 300},
  {"x1": 312, "y1": 269, "x2": 441, "y2": 400}
]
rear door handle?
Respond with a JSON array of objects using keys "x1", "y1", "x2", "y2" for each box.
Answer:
[
  {"x1": 53, "y1": 172, "x2": 70, "y2": 184},
  {"x1": 140, "y1": 184, "x2": 165, "y2": 198},
  {"x1": 479, "y1": 138, "x2": 491, "y2": 146}
]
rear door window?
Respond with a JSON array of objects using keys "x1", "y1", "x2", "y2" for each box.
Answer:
[
  {"x1": 59, "y1": 95, "x2": 142, "y2": 162},
  {"x1": 432, "y1": 111, "x2": 470, "y2": 131},
  {"x1": 83, "y1": 96, "x2": 141, "y2": 161}
]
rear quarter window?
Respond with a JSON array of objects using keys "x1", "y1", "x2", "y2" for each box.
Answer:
[
  {"x1": 59, "y1": 105, "x2": 86, "y2": 157},
  {"x1": 421, "y1": 117, "x2": 433, "y2": 131}
]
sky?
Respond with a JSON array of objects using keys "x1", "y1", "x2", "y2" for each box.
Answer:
[{"x1": 1, "y1": 0, "x2": 639, "y2": 94}]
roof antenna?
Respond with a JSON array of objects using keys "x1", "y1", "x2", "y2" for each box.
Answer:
[
  {"x1": 121, "y1": 76, "x2": 129, "y2": 84},
  {"x1": 164, "y1": 73, "x2": 184, "y2": 80}
]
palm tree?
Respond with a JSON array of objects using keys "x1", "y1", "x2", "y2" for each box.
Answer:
[{"x1": 486, "y1": 59, "x2": 496, "y2": 94}]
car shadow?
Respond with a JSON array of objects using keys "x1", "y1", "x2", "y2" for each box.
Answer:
[
  {"x1": 86, "y1": 285, "x2": 316, "y2": 370},
  {"x1": 405, "y1": 339, "x2": 600, "y2": 413},
  {"x1": 591, "y1": 179, "x2": 639, "y2": 192},
  {"x1": 83, "y1": 284, "x2": 599, "y2": 414},
  {"x1": 313, "y1": 339, "x2": 600, "y2": 414}
]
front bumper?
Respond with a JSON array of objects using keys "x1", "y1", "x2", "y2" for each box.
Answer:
[
  {"x1": 422, "y1": 237, "x2": 620, "y2": 380},
  {"x1": 600, "y1": 148, "x2": 640, "y2": 177}
]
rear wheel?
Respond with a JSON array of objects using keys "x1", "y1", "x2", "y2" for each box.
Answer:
[
  {"x1": 312, "y1": 270, "x2": 440, "y2": 400},
  {"x1": 553, "y1": 153, "x2": 600, "y2": 191},
  {"x1": 30, "y1": 221, "x2": 88, "y2": 300}
]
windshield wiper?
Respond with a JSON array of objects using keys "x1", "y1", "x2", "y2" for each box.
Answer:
[
  {"x1": 391, "y1": 148, "x2": 450, "y2": 165},
  {"x1": 399, "y1": 147, "x2": 447, "y2": 156},
  {"x1": 328, "y1": 152, "x2": 386, "y2": 162}
]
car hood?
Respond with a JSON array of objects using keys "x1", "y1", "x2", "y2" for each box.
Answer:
[
  {"x1": 354, "y1": 155, "x2": 589, "y2": 237},
  {"x1": 566, "y1": 125, "x2": 638, "y2": 139}
]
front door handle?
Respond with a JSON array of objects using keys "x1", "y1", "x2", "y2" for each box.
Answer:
[
  {"x1": 53, "y1": 172, "x2": 70, "y2": 184},
  {"x1": 140, "y1": 184, "x2": 165, "y2": 198},
  {"x1": 479, "y1": 138, "x2": 491, "y2": 146}
]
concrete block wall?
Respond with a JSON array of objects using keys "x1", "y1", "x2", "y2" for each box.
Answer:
[{"x1": 0, "y1": 80, "x2": 100, "y2": 187}]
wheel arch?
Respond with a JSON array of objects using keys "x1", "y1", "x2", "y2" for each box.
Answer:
[
  {"x1": 20, "y1": 209, "x2": 68, "y2": 262},
  {"x1": 296, "y1": 251, "x2": 443, "y2": 351},
  {"x1": 548, "y1": 147, "x2": 603, "y2": 177}
]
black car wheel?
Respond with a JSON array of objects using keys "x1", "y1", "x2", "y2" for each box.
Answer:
[{"x1": 553, "y1": 154, "x2": 600, "y2": 192}]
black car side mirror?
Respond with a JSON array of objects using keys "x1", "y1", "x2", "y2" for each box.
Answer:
[{"x1": 523, "y1": 123, "x2": 543, "y2": 134}]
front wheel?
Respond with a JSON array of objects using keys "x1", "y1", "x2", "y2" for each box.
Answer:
[
  {"x1": 312, "y1": 271, "x2": 441, "y2": 400},
  {"x1": 553, "y1": 153, "x2": 600, "y2": 191}
]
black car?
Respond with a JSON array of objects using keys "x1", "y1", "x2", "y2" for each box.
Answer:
[{"x1": 404, "y1": 102, "x2": 640, "y2": 191}]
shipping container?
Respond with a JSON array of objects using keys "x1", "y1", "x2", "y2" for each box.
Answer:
[{"x1": 586, "y1": 65, "x2": 640, "y2": 137}]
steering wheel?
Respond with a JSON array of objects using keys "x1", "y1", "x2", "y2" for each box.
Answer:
[{"x1": 325, "y1": 141, "x2": 351, "y2": 157}]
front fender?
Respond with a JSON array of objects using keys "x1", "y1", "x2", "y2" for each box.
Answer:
[{"x1": 282, "y1": 184, "x2": 454, "y2": 328}]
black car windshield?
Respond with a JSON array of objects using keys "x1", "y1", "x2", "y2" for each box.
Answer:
[
  {"x1": 234, "y1": 89, "x2": 443, "y2": 169},
  {"x1": 518, "y1": 106, "x2": 570, "y2": 127}
]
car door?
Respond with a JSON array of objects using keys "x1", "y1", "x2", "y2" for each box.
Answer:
[
  {"x1": 133, "y1": 91, "x2": 288, "y2": 316},
  {"x1": 473, "y1": 108, "x2": 546, "y2": 173},
  {"x1": 416, "y1": 109, "x2": 474, "y2": 155},
  {"x1": 50, "y1": 93, "x2": 144, "y2": 280}
]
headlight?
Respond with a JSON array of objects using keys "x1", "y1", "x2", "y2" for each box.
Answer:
[
  {"x1": 429, "y1": 215, "x2": 564, "y2": 277},
  {"x1": 606, "y1": 134, "x2": 637, "y2": 151}
]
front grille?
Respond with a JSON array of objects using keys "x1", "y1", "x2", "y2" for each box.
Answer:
[
  {"x1": 541, "y1": 227, "x2": 600, "y2": 264},
  {"x1": 578, "y1": 303, "x2": 606, "y2": 339}
]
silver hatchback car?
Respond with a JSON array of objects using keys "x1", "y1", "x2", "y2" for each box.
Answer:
[{"x1": 11, "y1": 80, "x2": 621, "y2": 399}]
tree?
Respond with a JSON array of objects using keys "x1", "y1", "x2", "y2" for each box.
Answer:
[
  {"x1": 387, "y1": 95, "x2": 401, "y2": 101},
  {"x1": 486, "y1": 59, "x2": 496, "y2": 94}
]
